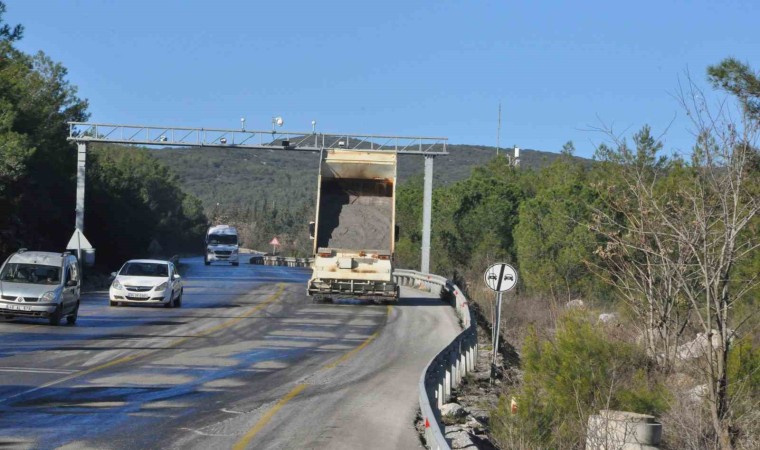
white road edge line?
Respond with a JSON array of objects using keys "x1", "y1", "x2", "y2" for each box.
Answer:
[
  {"x1": 0, "y1": 368, "x2": 78, "y2": 374},
  {"x1": 179, "y1": 427, "x2": 238, "y2": 437}
]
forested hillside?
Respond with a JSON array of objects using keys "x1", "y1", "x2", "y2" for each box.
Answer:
[{"x1": 149, "y1": 143, "x2": 573, "y2": 254}]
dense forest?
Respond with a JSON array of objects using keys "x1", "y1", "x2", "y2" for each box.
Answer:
[{"x1": 0, "y1": 6, "x2": 207, "y2": 269}]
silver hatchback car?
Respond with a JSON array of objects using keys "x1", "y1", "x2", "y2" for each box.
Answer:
[{"x1": 0, "y1": 249, "x2": 81, "y2": 325}]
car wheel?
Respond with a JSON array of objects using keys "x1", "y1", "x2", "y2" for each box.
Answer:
[
  {"x1": 109, "y1": 300, "x2": 119, "y2": 307},
  {"x1": 164, "y1": 293, "x2": 174, "y2": 308},
  {"x1": 48, "y1": 304, "x2": 62, "y2": 326},
  {"x1": 232, "y1": 262, "x2": 239, "y2": 266},
  {"x1": 204, "y1": 258, "x2": 210, "y2": 266},
  {"x1": 174, "y1": 289, "x2": 182, "y2": 308},
  {"x1": 66, "y1": 301, "x2": 79, "y2": 325}
]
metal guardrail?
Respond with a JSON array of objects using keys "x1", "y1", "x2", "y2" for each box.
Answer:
[{"x1": 393, "y1": 269, "x2": 478, "y2": 450}]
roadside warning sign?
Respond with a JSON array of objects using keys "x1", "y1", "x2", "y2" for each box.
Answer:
[
  {"x1": 270, "y1": 237, "x2": 280, "y2": 246},
  {"x1": 483, "y1": 263, "x2": 518, "y2": 292}
]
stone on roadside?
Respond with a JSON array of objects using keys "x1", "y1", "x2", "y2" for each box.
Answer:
[
  {"x1": 598, "y1": 313, "x2": 617, "y2": 323},
  {"x1": 445, "y1": 426, "x2": 477, "y2": 449},
  {"x1": 566, "y1": 299, "x2": 585, "y2": 309},
  {"x1": 441, "y1": 402, "x2": 467, "y2": 419}
]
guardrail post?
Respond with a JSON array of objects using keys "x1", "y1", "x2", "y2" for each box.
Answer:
[
  {"x1": 444, "y1": 357, "x2": 452, "y2": 400},
  {"x1": 451, "y1": 350, "x2": 459, "y2": 388}
]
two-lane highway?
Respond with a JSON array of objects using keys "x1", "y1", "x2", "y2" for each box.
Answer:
[{"x1": 0, "y1": 257, "x2": 460, "y2": 449}]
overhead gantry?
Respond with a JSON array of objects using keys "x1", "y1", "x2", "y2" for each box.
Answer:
[{"x1": 67, "y1": 122, "x2": 448, "y2": 272}]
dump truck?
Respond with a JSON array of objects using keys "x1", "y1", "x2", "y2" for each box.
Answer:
[{"x1": 307, "y1": 149, "x2": 399, "y2": 302}]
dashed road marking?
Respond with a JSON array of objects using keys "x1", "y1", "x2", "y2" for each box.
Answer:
[{"x1": 0, "y1": 284, "x2": 286, "y2": 404}]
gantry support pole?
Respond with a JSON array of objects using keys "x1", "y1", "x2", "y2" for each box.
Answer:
[
  {"x1": 421, "y1": 155, "x2": 434, "y2": 273},
  {"x1": 75, "y1": 142, "x2": 87, "y2": 232}
]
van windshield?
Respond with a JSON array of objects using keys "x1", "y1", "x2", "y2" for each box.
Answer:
[
  {"x1": 0, "y1": 263, "x2": 61, "y2": 285},
  {"x1": 207, "y1": 234, "x2": 237, "y2": 245}
]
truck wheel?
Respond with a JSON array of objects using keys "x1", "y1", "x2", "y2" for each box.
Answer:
[{"x1": 48, "y1": 305, "x2": 62, "y2": 326}]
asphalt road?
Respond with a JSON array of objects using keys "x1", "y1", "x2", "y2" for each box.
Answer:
[{"x1": 0, "y1": 256, "x2": 460, "y2": 449}]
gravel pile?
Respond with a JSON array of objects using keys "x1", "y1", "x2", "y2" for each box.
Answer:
[{"x1": 317, "y1": 182, "x2": 392, "y2": 251}]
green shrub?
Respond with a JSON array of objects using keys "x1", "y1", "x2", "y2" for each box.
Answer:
[{"x1": 492, "y1": 312, "x2": 669, "y2": 449}]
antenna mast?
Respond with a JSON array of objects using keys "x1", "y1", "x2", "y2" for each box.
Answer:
[{"x1": 496, "y1": 102, "x2": 501, "y2": 156}]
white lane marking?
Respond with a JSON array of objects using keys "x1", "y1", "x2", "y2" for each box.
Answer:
[
  {"x1": 179, "y1": 428, "x2": 237, "y2": 437},
  {"x1": 221, "y1": 408, "x2": 244, "y2": 414},
  {"x1": 0, "y1": 367, "x2": 78, "y2": 374}
]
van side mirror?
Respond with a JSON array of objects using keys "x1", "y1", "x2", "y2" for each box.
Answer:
[
  {"x1": 173, "y1": 273, "x2": 180, "y2": 280},
  {"x1": 110, "y1": 272, "x2": 117, "y2": 278},
  {"x1": 394, "y1": 225, "x2": 400, "y2": 243},
  {"x1": 67, "y1": 280, "x2": 78, "y2": 287},
  {"x1": 308, "y1": 222, "x2": 315, "y2": 240}
]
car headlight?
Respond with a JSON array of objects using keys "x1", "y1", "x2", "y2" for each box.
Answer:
[
  {"x1": 112, "y1": 279, "x2": 123, "y2": 290},
  {"x1": 207, "y1": 247, "x2": 214, "y2": 253},
  {"x1": 40, "y1": 291, "x2": 58, "y2": 303},
  {"x1": 155, "y1": 282, "x2": 168, "y2": 291},
  {"x1": 232, "y1": 249, "x2": 238, "y2": 254}
]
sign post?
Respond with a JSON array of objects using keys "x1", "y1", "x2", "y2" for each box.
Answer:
[
  {"x1": 483, "y1": 262, "x2": 518, "y2": 383},
  {"x1": 269, "y1": 237, "x2": 280, "y2": 256}
]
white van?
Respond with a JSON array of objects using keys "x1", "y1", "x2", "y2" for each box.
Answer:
[
  {"x1": 0, "y1": 249, "x2": 81, "y2": 325},
  {"x1": 204, "y1": 225, "x2": 239, "y2": 266}
]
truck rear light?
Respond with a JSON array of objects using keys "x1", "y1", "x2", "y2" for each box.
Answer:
[
  {"x1": 377, "y1": 255, "x2": 391, "y2": 260},
  {"x1": 318, "y1": 252, "x2": 332, "y2": 257},
  {"x1": 359, "y1": 251, "x2": 366, "y2": 256}
]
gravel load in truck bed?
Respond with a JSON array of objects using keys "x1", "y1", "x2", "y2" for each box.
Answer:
[{"x1": 317, "y1": 180, "x2": 393, "y2": 251}]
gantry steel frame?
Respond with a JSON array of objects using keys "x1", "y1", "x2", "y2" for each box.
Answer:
[
  {"x1": 67, "y1": 122, "x2": 448, "y2": 155},
  {"x1": 67, "y1": 121, "x2": 447, "y2": 272}
]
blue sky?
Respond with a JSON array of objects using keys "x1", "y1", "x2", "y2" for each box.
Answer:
[{"x1": 7, "y1": 0, "x2": 759, "y2": 158}]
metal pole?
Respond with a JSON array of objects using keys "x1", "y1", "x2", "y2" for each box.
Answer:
[
  {"x1": 75, "y1": 142, "x2": 87, "y2": 231},
  {"x1": 492, "y1": 291, "x2": 503, "y2": 372},
  {"x1": 75, "y1": 141, "x2": 87, "y2": 276},
  {"x1": 420, "y1": 155, "x2": 434, "y2": 273}
]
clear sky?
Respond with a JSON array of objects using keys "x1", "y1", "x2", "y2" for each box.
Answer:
[{"x1": 7, "y1": 0, "x2": 759, "y2": 159}]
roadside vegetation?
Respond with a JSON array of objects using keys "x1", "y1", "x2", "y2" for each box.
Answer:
[
  {"x1": 395, "y1": 62, "x2": 759, "y2": 449},
  {"x1": 0, "y1": 5, "x2": 207, "y2": 269}
]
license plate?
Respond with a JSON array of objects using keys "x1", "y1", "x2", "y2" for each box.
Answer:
[
  {"x1": 129, "y1": 293, "x2": 150, "y2": 299},
  {"x1": 1, "y1": 303, "x2": 32, "y2": 311}
]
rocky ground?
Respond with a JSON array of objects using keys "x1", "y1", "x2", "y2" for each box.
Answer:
[{"x1": 417, "y1": 322, "x2": 510, "y2": 450}]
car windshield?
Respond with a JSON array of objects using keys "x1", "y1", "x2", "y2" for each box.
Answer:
[
  {"x1": 208, "y1": 234, "x2": 237, "y2": 245},
  {"x1": 0, "y1": 263, "x2": 61, "y2": 285},
  {"x1": 119, "y1": 262, "x2": 169, "y2": 277}
]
